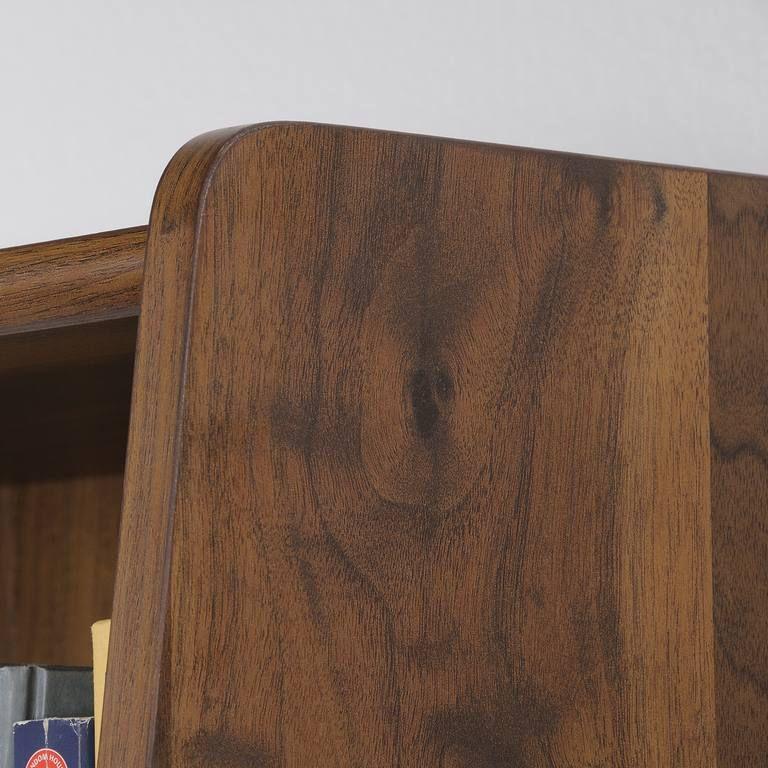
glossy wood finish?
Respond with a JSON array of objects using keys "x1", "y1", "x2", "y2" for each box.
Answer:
[
  {"x1": 709, "y1": 173, "x2": 768, "y2": 767},
  {"x1": 0, "y1": 226, "x2": 145, "y2": 336},
  {"x1": 102, "y1": 124, "x2": 716, "y2": 767},
  {"x1": 1, "y1": 123, "x2": 763, "y2": 764}
]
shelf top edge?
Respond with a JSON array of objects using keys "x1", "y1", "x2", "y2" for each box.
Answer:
[{"x1": 0, "y1": 226, "x2": 146, "y2": 337}]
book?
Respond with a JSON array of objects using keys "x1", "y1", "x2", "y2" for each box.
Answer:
[
  {"x1": 13, "y1": 718, "x2": 94, "y2": 768},
  {"x1": 90, "y1": 621, "x2": 110, "y2": 767},
  {"x1": 0, "y1": 668, "x2": 93, "y2": 768}
]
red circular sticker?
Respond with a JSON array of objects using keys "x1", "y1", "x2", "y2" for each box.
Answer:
[{"x1": 25, "y1": 749, "x2": 68, "y2": 768}]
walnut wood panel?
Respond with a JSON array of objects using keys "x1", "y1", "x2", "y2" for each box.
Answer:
[
  {"x1": 0, "y1": 318, "x2": 134, "y2": 663},
  {"x1": 709, "y1": 173, "x2": 768, "y2": 766},
  {"x1": 0, "y1": 319, "x2": 136, "y2": 482},
  {"x1": 103, "y1": 124, "x2": 716, "y2": 767},
  {"x1": 0, "y1": 316, "x2": 137, "y2": 377},
  {"x1": 0, "y1": 319, "x2": 134, "y2": 664},
  {"x1": 0, "y1": 226, "x2": 146, "y2": 336},
  {"x1": 0, "y1": 473, "x2": 123, "y2": 665}
]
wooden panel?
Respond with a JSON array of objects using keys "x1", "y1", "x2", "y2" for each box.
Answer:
[
  {"x1": 0, "y1": 226, "x2": 145, "y2": 336},
  {"x1": 0, "y1": 319, "x2": 136, "y2": 482},
  {"x1": 0, "y1": 319, "x2": 134, "y2": 664},
  {"x1": 101, "y1": 128, "x2": 246, "y2": 768},
  {"x1": 0, "y1": 473, "x2": 123, "y2": 665},
  {"x1": 709, "y1": 173, "x2": 768, "y2": 766},
  {"x1": 0, "y1": 315, "x2": 137, "y2": 377},
  {"x1": 103, "y1": 124, "x2": 715, "y2": 767}
]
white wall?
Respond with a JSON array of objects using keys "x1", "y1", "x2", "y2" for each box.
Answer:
[{"x1": 1, "y1": 0, "x2": 766, "y2": 247}]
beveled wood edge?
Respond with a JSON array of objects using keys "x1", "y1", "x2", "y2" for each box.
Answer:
[
  {"x1": 0, "y1": 226, "x2": 147, "y2": 336},
  {"x1": 98, "y1": 123, "x2": 276, "y2": 768}
]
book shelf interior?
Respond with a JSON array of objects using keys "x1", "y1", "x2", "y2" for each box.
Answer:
[{"x1": 0, "y1": 317, "x2": 137, "y2": 666}]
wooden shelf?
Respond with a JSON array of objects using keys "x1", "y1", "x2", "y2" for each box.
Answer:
[
  {"x1": 1, "y1": 123, "x2": 766, "y2": 768},
  {"x1": 0, "y1": 226, "x2": 146, "y2": 336}
]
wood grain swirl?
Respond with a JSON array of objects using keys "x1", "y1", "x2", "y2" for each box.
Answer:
[{"x1": 102, "y1": 124, "x2": 716, "y2": 767}]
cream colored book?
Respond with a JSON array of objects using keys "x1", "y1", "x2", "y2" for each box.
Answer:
[{"x1": 91, "y1": 619, "x2": 111, "y2": 767}]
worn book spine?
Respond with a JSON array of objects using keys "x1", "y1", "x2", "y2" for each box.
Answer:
[
  {"x1": 13, "y1": 719, "x2": 94, "y2": 768},
  {"x1": 0, "y1": 667, "x2": 93, "y2": 768}
]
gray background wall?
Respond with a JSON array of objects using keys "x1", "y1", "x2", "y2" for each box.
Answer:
[{"x1": 1, "y1": 0, "x2": 765, "y2": 247}]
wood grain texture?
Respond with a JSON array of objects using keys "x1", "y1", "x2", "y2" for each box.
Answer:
[
  {"x1": 0, "y1": 473, "x2": 123, "y2": 665},
  {"x1": 0, "y1": 315, "x2": 137, "y2": 377},
  {"x1": 102, "y1": 123, "x2": 716, "y2": 768},
  {"x1": 0, "y1": 226, "x2": 145, "y2": 336},
  {"x1": 100, "y1": 127, "x2": 247, "y2": 768},
  {"x1": 709, "y1": 173, "x2": 768, "y2": 766}
]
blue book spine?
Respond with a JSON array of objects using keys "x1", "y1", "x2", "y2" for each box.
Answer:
[{"x1": 13, "y1": 719, "x2": 94, "y2": 768}]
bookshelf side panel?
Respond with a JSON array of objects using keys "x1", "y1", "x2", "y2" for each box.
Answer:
[{"x1": 104, "y1": 123, "x2": 716, "y2": 767}]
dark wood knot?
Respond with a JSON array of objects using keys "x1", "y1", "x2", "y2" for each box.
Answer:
[{"x1": 409, "y1": 366, "x2": 454, "y2": 440}]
